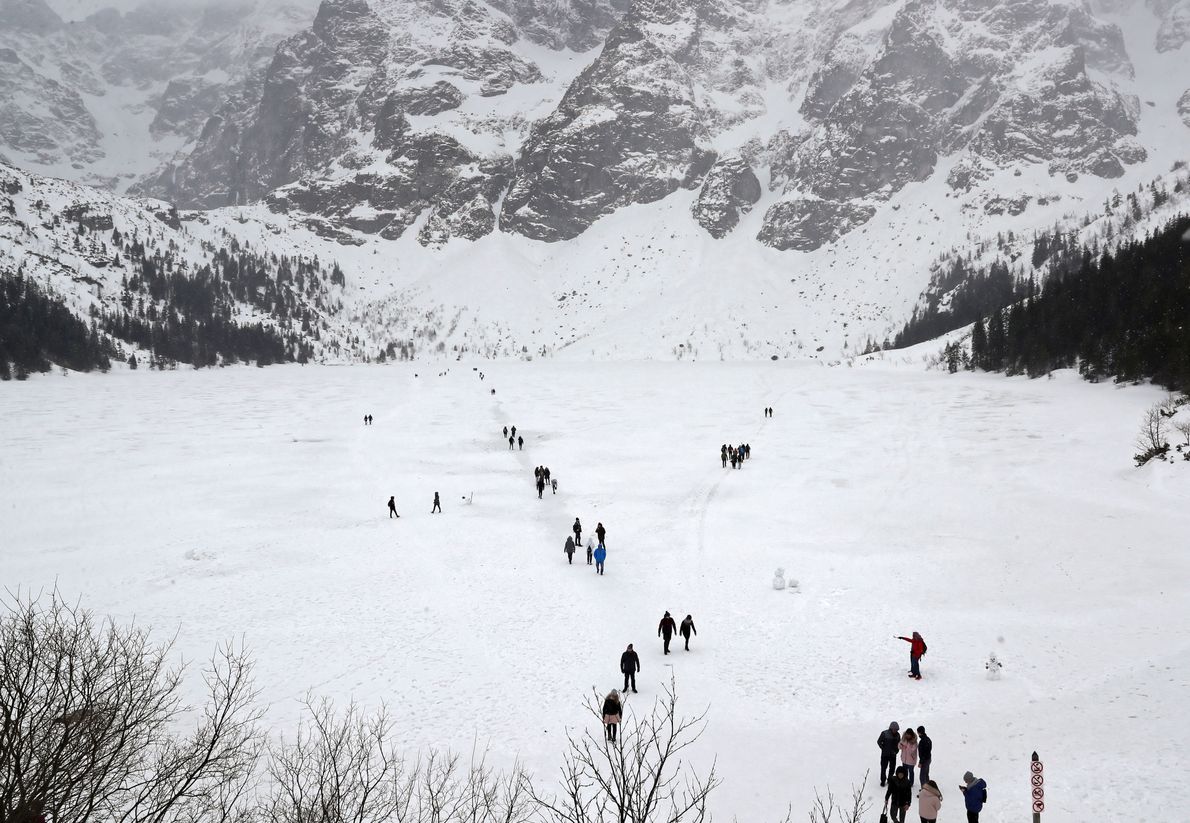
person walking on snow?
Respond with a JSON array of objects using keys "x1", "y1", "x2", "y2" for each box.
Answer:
[
  {"x1": 564, "y1": 536, "x2": 576, "y2": 564},
  {"x1": 552, "y1": 479, "x2": 558, "y2": 495},
  {"x1": 595, "y1": 522, "x2": 606, "y2": 548},
  {"x1": 918, "y1": 780, "x2": 942, "y2": 823},
  {"x1": 883, "y1": 766, "x2": 912, "y2": 823},
  {"x1": 511, "y1": 426, "x2": 516, "y2": 439},
  {"x1": 916, "y1": 726, "x2": 932, "y2": 784},
  {"x1": 899, "y1": 727, "x2": 918, "y2": 787},
  {"x1": 658, "y1": 612, "x2": 677, "y2": 655},
  {"x1": 620, "y1": 644, "x2": 640, "y2": 693},
  {"x1": 586, "y1": 537, "x2": 595, "y2": 565},
  {"x1": 720, "y1": 446, "x2": 727, "y2": 468},
  {"x1": 573, "y1": 518, "x2": 582, "y2": 546},
  {"x1": 602, "y1": 690, "x2": 623, "y2": 743},
  {"x1": 959, "y1": 772, "x2": 987, "y2": 823},
  {"x1": 387, "y1": 496, "x2": 400, "y2": 518},
  {"x1": 594, "y1": 544, "x2": 606, "y2": 574},
  {"x1": 503, "y1": 426, "x2": 508, "y2": 438},
  {"x1": 537, "y1": 476, "x2": 545, "y2": 499},
  {"x1": 518, "y1": 435, "x2": 524, "y2": 450},
  {"x1": 431, "y1": 492, "x2": 441, "y2": 513},
  {"x1": 897, "y1": 631, "x2": 927, "y2": 679},
  {"x1": 680, "y1": 614, "x2": 697, "y2": 651},
  {"x1": 877, "y1": 721, "x2": 901, "y2": 786},
  {"x1": 509, "y1": 435, "x2": 515, "y2": 450}
]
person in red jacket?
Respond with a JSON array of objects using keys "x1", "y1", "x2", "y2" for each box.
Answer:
[{"x1": 896, "y1": 631, "x2": 927, "y2": 679}]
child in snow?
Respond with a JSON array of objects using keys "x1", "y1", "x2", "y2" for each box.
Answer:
[
  {"x1": 586, "y1": 537, "x2": 595, "y2": 565},
  {"x1": 602, "y1": 690, "x2": 622, "y2": 742}
]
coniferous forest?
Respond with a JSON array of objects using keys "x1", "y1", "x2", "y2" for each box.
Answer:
[
  {"x1": 965, "y1": 216, "x2": 1190, "y2": 389},
  {"x1": 0, "y1": 269, "x2": 112, "y2": 379}
]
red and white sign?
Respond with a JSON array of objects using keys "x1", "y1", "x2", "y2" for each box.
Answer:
[{"x1": 1033, "y1": 800, "x2": 1046, "y2": 813}]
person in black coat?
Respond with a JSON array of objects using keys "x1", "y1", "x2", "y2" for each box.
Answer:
[
  {"x1": 679, "y1": 615, "x2": 697, "y2": 650},
  {"x1": 884, "y1": 766, "x2": 912, "y2": 823},
  {"x1": 564, "y1": 536, "x2": 575, "y2": 564},
  {"x1": 517, "y1": 435, "x2": 524, "y2": 450},
  {"x1": 573, "y1": 518, "x2": 582, "y2": 545},
  {"x1": 595, "y1": 522, "x2": 606, "y2": 548},
  {"x1": 620, "y1": 644, "x2": 640, "y2": 693},
  {"x1": 431, "y1": 492, "x2": 441, "y2": 513},
  {"x1": 917, "y1": 726, "x2": 932, "y2": 784},
  {"x1": 877, "y1": 721, "x2": 900, "y2": 786},
  {"x1": 537, "y1": 476, "x2": 545, "y2": 499},
  {"x1": 387, "y1": 496, "x2": 399, "y2": 518},
  {"x1": 602, "y1": 690, "x2": 623, "y2": 743},
  {"x1": 658, "y1": 612, "x2": 677, "y2": 655}
]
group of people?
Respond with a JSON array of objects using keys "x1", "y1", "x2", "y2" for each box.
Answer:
[
  {"x1": 878, "y1": 722, "x2": 988, "y2": 823},
  {"x1": 362, "y1": 414, "x2": 374, "y2": 425},
  {"x1": 657, "y1": 611, "x2": 696, "y2": 653},
  {"x1": 720, "y1": 443, "x2": 751, "y2": 468},
  {"x1": 763, "y1": 406, "x2": 774, "y2": 418},
  {"x1": 565, "y1": 518, "x2": 607, "y2": 572},
  {"x1": 534, "y1": 466, "x2": 556, "y2": 497},
  {"x1": 502, "y1": 425, "x2": 524, "y2": 450}
]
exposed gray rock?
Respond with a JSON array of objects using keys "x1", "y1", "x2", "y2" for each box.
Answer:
[
  {"x1": 692, "y1": 154, "x2": 761, "y2": 238},
  {"x1": 0, "y1": 48, "x2": 102, "y2": 167},
  {"x1": 1152, "y1": 0, "x2": 1190, "y2": 51},
  {"x1": 486, "y1": 0, "x2": 631, "y2": 51},
  {"x1": 757, "y1": 199, "x2": 875, "y2": 252},
  {"x1": 1180, "y1": 89, "x2": 1190, "y2": 128},
  {"x1": 501, "y1": 0, "x2": 717, "y2": 241},
  {"x1": 388, "y1": 81, "x2": 464, "y2": 116},
  {"x1": 799, "y1": 34, "x2": 867, "y2": 121},
  {"x1": 0, "y1": 0, "x2": 62, "y2": 36}
]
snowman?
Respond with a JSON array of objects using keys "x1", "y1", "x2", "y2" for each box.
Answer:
[
  {"x1": 773, "y1": 568, "x2": 786, "y2": 590},
  {"x1": 985, "y1": 652, "x2": 1003, "y2": 681}
]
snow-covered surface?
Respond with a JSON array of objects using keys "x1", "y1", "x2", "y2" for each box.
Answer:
[{"x1": 4, "y1": 362, "x2": 1188, "y2": 821}]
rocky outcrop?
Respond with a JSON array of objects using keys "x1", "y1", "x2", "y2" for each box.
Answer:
[
  {"x1": 758, "y1": 0, "x2": 1144, "y2": 251},
  {"x1": 501, "y1": 0, "x2": 717, "y2": 241},
  {"x1": 1151, "y1": 0, "x2": 1190, "y2": 51},
  {"x1": 692, "y1": 155, "x2": 761, "y2": 238},
  {"x1": 1179, "y1": 89, "x2": 1190, "y2": 128}
]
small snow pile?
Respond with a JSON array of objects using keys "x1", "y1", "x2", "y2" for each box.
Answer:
[{"x1": 986, "y1": 652, "x2": 1003, "y2": 681}]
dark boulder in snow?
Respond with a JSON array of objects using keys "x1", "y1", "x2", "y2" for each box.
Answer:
[{"x1": 692, "y1": 155, "x2": 761, "y2": 238}]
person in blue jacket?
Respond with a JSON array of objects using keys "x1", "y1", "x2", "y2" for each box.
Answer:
[
  {"x1": 959, "y1": 771, "x2": 987, "y2": 822},
  {"x1": 593, "y1": 544, "x2": 607, "y2": 575}
]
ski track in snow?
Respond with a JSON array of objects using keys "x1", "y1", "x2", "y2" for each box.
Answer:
[{"x1": 3, "y1": 362, "x2": 1189, "y2": 822}]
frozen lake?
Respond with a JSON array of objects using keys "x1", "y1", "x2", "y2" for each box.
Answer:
[{"x1": 3, "y1": 362, "x2": 1187, "y2": 822}]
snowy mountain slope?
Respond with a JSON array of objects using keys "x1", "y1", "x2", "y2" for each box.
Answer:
[
  {"x1": 0, "y1": 161, "x2": 363, "y2": 362},
  {"x1": 0, "y1": 0, "x2": 317, "y2": 191}
]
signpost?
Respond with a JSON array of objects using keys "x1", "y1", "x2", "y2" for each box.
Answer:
[{"x1": 1031, "y1": 752, "x2": 1044, "y2": 822}]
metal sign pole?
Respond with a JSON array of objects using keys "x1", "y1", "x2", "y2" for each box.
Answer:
[{"x1": 1031, "y1": 751, "x2": 1044, "y2": 822}]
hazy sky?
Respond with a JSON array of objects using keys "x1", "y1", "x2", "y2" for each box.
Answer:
[{"x1": 44, "y1": 0, "x2": 314, "y2": 22}]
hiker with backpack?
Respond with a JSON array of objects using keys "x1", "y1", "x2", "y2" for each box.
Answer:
[
  {"x1": 897, "y1": 631, "x2": 927, "y2": 679},
  {"x1": 959, "y1": 772, "x2": 987, "y2": 822}
]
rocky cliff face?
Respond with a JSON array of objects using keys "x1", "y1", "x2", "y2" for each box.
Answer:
[
  {"x1": 0, "y1": 0, "x2": 314, "y2": 190},
  {"x1": 760, "y1": 0, "x2": 1145, "y2": 250},
  {"x1": 13, "y1": 0, "x2": 1181, "y2": 259}
]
